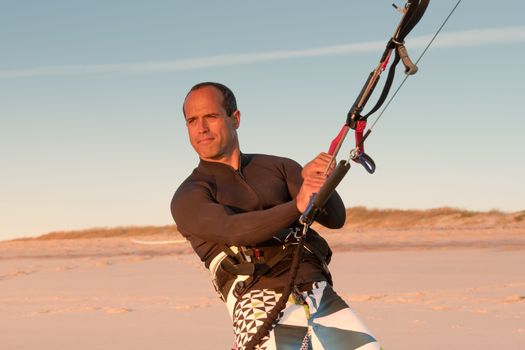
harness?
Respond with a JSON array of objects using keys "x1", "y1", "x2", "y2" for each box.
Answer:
[{"x1": 210, "y1": 226, "x2": 333, "y2": 302}]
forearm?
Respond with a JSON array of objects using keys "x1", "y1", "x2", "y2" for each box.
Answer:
[{"x1": 172, "y1": 196, "x2": 301, "y2": 246}]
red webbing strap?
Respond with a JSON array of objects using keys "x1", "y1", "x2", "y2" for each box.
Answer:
[
  {"x1": 381, "y1": 50, "x2": 392, "y2": 70},
  {"x1": 354, "y1": 120, "x2": 367, "y2": 155},
  {"x1": 328, "y1": 124, "x2": 350, "y2": 156}
]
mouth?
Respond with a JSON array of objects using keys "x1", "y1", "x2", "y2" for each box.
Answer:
[{"x1": 198, "y1": 137, "x2": 214, "y2": 145}]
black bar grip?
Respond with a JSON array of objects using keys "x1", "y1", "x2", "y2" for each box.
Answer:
[
  {"x1": 397, "y1": 44, "x2": 418, "y2": 75},
  {"x1": 300, "y1": 160, "x2": 351, "y2": 226}
]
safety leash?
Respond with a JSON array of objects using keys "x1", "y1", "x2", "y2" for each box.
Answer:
[{"x1": 243, "y1": 1, "x2": 463, "y2": 348}]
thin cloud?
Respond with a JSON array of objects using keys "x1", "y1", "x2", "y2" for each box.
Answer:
[{"x1": 1, "y1": 26, "x2": 524, "y2": 79}]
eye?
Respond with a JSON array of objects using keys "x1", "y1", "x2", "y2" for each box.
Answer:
[{"x1": 186, "y1": 117, "x2": 196, "y2": 125}]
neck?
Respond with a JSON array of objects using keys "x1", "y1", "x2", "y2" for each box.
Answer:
[
  {"x1": 200, "y1": 145, "x2": 241, "y2": 170},
  {"x1": 219, "y1": 148, "x2": 241, "y2": 170}
]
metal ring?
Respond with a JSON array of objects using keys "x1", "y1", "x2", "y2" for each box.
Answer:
[
  {"x1": 391, "y1": 37, "x2": 405, "y2": 45},
  {"x1": 349, "y1": 148, "x2": 358, "y2": 161}
]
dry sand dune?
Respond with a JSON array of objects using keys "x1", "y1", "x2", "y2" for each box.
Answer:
[
  {"x1": 1, "y1": 207, "x2": 524, "y2": 349},
  {"x1": 12, "y1": 206, "x2": 524, "y2": 240}
]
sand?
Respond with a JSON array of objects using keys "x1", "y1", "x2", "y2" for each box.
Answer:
[{"x1": 1, "y1": 232, "x2": 524, "y2": 349}]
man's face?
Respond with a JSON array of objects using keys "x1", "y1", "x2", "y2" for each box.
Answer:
[{"x1": 183, "y1": 86, "x2": 240, "y2": 162}]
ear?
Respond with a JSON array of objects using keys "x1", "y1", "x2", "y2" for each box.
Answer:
[{"x1": 231, "y1": 110, "x2": 241, "y2": 129}]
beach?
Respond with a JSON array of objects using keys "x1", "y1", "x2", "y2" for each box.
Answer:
[{"x1": 1, "y1": 210, "x2": 524, "y2": 349}]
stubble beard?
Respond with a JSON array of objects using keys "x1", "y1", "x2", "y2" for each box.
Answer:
[{"x1": 196, "y1": 135, "x2": 238, "y2": 163}]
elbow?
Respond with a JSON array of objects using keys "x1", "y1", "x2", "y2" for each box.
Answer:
[
  {"x1": 320, "y1": 192, "x2": 346, "y2": 229},
  {"x1": 326, "y1": 208, "x2": 346, "y2": 229},
  {"x1": 316, "y1": 205, "x2": 346, "y2": 229}
]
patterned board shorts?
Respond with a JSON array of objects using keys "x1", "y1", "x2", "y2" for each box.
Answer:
[{"x1": 227, "y1": 281, "x2": 382, "y2": 350}]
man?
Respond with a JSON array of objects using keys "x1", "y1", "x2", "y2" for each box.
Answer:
[{"x1": 171, "y1": 82, "x2": 381, "y2": 349}]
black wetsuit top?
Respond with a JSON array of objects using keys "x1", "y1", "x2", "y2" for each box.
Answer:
[{"x1": 171, "y1": 153, "x2": 346, "y2": 290}]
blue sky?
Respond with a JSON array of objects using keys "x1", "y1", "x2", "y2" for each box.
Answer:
[{"x1": 1, "y1": 0, "x2": 524, "y2": 240}]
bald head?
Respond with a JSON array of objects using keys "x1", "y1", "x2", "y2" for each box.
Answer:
[{"x1": 183, "y1": 82, "x2": 237, "y2": 118}]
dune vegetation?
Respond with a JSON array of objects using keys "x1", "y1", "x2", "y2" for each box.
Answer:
[{"x1": 16, "y1": 207, "x2": 524, "y2": 242}]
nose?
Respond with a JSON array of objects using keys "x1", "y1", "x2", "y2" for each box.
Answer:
[{"x1": 197, "y1": 118, "x2": 209, "y2": 133}]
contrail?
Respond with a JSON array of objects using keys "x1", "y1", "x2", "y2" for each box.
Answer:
[{"x1": 1, "y1": 26, "x2": 524, "y2": 79}]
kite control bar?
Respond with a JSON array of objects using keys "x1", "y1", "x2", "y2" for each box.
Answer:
[{"x1": 299, "y1": 160, "x2": 351, "y2": 226}]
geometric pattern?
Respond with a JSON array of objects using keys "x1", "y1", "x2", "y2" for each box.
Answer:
[
  {"x1": 232, "y1": 289, "x2": 281, "y2": 349},
  {"x1": 314, "y1": 325, "x2": 377, "y2": 350},
  {"x1": 230, "y1": 282, "x2": 381, "y2": 349}
]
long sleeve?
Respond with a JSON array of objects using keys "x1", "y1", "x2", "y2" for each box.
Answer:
[
  {"x1": 171, "y1": 154, "x2": 305, "y2": 247},
  {"x1": 171, "y1": 182, "x2": 301, "y2": 246},
  {"x1": 171, "y1": 153, "x2": 345, "y2": 249}
]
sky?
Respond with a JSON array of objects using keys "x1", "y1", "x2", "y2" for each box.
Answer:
[{"x1": 1, "y1": 0, "x2": 524, "y2": 241}]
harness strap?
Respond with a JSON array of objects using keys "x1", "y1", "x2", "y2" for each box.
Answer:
[
  {"x1": 232, "y1": 244, "x2": 296, "y2": 298},
  {"x1": 303, "y1": 241, "x2": 333, "y2": 286},
  {"x1": 218, "y1": 244, "x2": 256, "y2": 276},
  {"x1": 212, "y1": 229, "x2": 333, "y2": 301}
]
